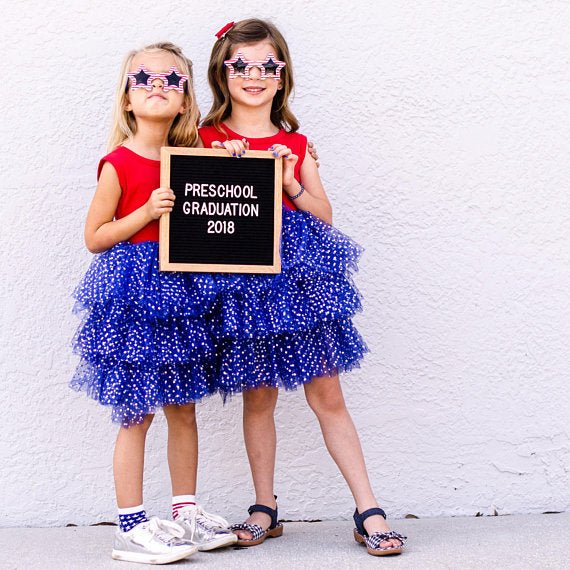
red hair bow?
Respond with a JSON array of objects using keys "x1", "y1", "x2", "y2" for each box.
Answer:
[{"x1": 215, "y1": 22, "x2": 235, "y2": 39}]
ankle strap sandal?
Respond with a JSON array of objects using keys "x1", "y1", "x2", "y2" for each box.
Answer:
[
  {"x1": 230, "y1": 496, "x2": 284, "y2": 547},
  {"x1": 353, "y1": 507, "x2": 407, "y2": 556}
]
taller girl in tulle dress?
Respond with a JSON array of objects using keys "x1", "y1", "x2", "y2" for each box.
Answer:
[{"x1": 199, "y1": 19, "x2": 407, "y2": 557}]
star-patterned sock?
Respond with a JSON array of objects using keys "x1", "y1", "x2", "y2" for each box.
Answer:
[
  {"x1": 172, "y1": 495, "x2": 196, "y2": 519},
  {"x1": 118, "y1": 505, "x2": 148, "y2": 533}
]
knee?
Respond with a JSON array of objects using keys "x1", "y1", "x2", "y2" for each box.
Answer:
[
  {"x1": 164, "y1": 404, "x2": 197, "y2": 429},
  {"x1": 128, "y1": 413, "x2": 154, "y2": 435},
  {"x1": 244, "y1": 387, "x2": 278, "y2": 415},
  {"x1": 306, "y1": 387, "x2": 346, "y2": 418}
]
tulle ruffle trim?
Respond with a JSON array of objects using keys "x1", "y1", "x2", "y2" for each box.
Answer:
[
  {"x1": 72, "y1": 241, "x2": 217, "y2": 320},
  {"x1": 216, "y1": 319, "x2": 368, "y2": 396},
  {"x1": 208, "y1": 208, "x2": 364, "y2": 339},
  {"x1": 281, "y1": 208, "x2": 363, "y2": 274},
  {"x1": 73, "y1": 302, "x2": 214, "y2": 366},
  {"x1": 70, "y1": 358, "x2": 215, "y2": 426}
]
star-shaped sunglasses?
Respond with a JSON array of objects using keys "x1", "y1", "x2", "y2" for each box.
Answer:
[
  {"x1": 126, "y1": 65, "x2": 189, "y2": 93},
  {"x1": 223, "y1": 53, "x2": 286, "y2": 80}
]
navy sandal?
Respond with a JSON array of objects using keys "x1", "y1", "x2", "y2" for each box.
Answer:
[
  {"x1": 230, "y1": 496, "x2": 283, "y2": 547},
  {"x1": 353, "y1": 507, "x2": 407, "y2": 556}
]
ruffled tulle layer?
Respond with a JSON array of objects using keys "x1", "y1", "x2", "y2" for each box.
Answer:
[
  {"x1": 209, "y1": 208, "x2": 364, "y2": 340},
  {"x1": 216, "y1": 318, "x2": 367, "y2": 395},
  {"x1": 71, "y1": 358, "x2": 215, "y2": 426},
  {"x1": 71, "y1": 209, "x2": 367, "y2": 425},
  {"x1": 73, "y1": 241, "x2": 216, "y2": 319},
  {"x1": 71, "y1": 242, "x2": 218, "y2": 426},
  {"x1": 73, "y1": 301, "x2": 214, "y2": 366}
]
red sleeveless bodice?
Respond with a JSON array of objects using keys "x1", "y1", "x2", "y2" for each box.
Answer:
[{"x1": 98, "y1": 146, "x2": 161, "y2": 243}]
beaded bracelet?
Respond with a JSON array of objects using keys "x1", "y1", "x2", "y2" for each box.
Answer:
[{"x1": 290, "y1": 184, "x2": 305, "y2": 200}]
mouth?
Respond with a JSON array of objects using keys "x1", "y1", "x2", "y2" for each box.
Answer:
[
  {"x1": 243, "y1": 86, "x2": 266, "y2": 95},
  {"x1": 147, "y1": 94, "x2": 167, "y2": 100}
]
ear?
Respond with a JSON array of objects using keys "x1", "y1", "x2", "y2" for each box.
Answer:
[
  {"x1": 277, "y1": 80, "x2": 283, "y2": 91},
  {"x1": 125, "y1": 97, "x2": 133, "y2": 112}
]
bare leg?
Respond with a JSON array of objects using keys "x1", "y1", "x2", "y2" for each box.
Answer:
[
  {"x1": 163, "y1": 403, "x2": 198, "y2": 496},
  {"x1": 234, "y1": 386, "x2": 279, "y2": 540},
  {"x1": 114, "y1": 414, "x2": 154, "y2": 508},
  {"x1": 304, "y1": 374, "x2": 401, "y2": 548}
]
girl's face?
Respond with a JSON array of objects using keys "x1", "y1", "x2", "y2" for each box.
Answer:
[
  {"x1": 225, "y1": 41, "x2": 283, "y2": 110},
  {"x1": 126, "y1": 51, "x2": 186, "y2": 121}
]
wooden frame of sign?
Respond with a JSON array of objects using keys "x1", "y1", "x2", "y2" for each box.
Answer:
[{"x1": 159, "y1": 147, "x2": 282, "y2": 273}]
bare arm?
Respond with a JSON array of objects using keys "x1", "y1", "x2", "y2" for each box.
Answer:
[
  {"x1": 84, "y1": 162, "x2": 174, "y2": 253},
  {"x1": 282, "y1": 144, "x2": 332, "y2": 224}
]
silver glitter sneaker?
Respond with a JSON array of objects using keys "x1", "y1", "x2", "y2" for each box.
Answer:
[
  {"x1": 111, "y1": 517, "x2": 198, "y2": 564},
  {"x1": 176, "y1": 504, "x2": 238, "y2": 551}
]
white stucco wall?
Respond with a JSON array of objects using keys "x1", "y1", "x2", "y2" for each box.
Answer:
[{"x1": 1, "y1": 0, "x2": 569, "y2": 527}]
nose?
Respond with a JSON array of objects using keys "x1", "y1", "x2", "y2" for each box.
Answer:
[
  {"x1": 151, "y1": 76, "x2": 165, "y2": 89},
  {"x1": 246, "y1": 65, "x2": 263, "y2": 80}
]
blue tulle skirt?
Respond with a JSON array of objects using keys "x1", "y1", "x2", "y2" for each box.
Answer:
[
  {"x1": 209, "y1": 208, "x2": 367, "y2": 395},
  {"x1": 71, "y1": 208, "x2": 367, "y2": 425},
  {"x1": 71, "y1": 242, "x2": 218, "y2": 426}
]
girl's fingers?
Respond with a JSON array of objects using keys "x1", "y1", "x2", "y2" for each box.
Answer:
[
  {"x1": 214, "y1": 140, "x2": 246, "y2": 156},
  {"x1": 231, "y1": 140, "x2": 244, "y2": 157},
  {"x1": 232, "y1": 140, "x2": 246, "y2": 156},
  {"x1": 268, "y1": 144, "x2": 278, "y2": 154},
  {"x1": 221, "y1": 141, "x2": 234, "y2": 155},
  {"x1": 308, "y1": 142, "x2": 319, "y2": 160},
  {"x1": 269, "y1": 144, "x2": 287, "y2": 156},
  {"x1": 274, "y1": 147, "x2": 294, "y2": 159},
  {"x1": 223, "y1": 140, "x2": 242, "y2": 157},
  {"x1": 220, "y1": 141, "x2": 233, "y2": 155},
  {"x1": 155, "y1": 195, "x2": 174, "y2": 204}
]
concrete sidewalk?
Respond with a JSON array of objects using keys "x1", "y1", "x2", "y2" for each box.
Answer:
[{"x1": 0, "y1": 513, "x2": 566, "y2": 569}]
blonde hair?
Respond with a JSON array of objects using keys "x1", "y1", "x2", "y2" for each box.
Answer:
[
  {"x1": 202, "y1": 18, "x2": 299, "y2": 133},
  {"x1": 108, "y1": 42, "x2": 200, "y2": 151}
]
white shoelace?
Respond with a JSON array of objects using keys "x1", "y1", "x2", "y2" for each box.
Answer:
[
  {"x1": 180, "y1": 505, "x2": 230, "y2": 531},
  {"x1": 145, "y1": 517, "x2": 186, "y2": 543}
]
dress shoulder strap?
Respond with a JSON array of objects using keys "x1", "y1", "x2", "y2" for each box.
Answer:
[{"x1": 97, "y1": 146, "x2": 129, "y2": 189}]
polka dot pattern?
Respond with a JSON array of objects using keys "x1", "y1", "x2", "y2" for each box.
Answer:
[{"x1": 70, "y1": 208, "x2": 367, "y2": 425}]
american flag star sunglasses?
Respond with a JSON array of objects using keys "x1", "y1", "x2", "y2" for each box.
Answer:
[
  {"x1": 223, "y1": 53, "x2": 286, "y2": 80},
  {"x1": 126, "y1": 65, "x2": 189, "y2": 93}
]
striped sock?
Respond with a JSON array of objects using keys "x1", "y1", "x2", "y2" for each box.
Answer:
[
  {"x1": 172, "y1": 495, "x2": 196, "y2": 519},
  {"x1": 118, "y1": 505, "x2": 148, "y2": 533}
]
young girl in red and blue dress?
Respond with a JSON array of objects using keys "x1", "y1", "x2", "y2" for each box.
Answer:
[
  {"x1": 71, "y1": 42, "x2": 239, "y2": 564},
  {"x1": 199, "y1": 19, "x2": 407, "y2": 557}
]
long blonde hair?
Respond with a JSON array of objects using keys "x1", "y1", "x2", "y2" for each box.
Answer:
[
  {"x1": 108, "y1": 42, "x2": 200, "y2": 151},
  {"x1": 202, "y1": 19, "x2": 299, "y2": 133}
]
